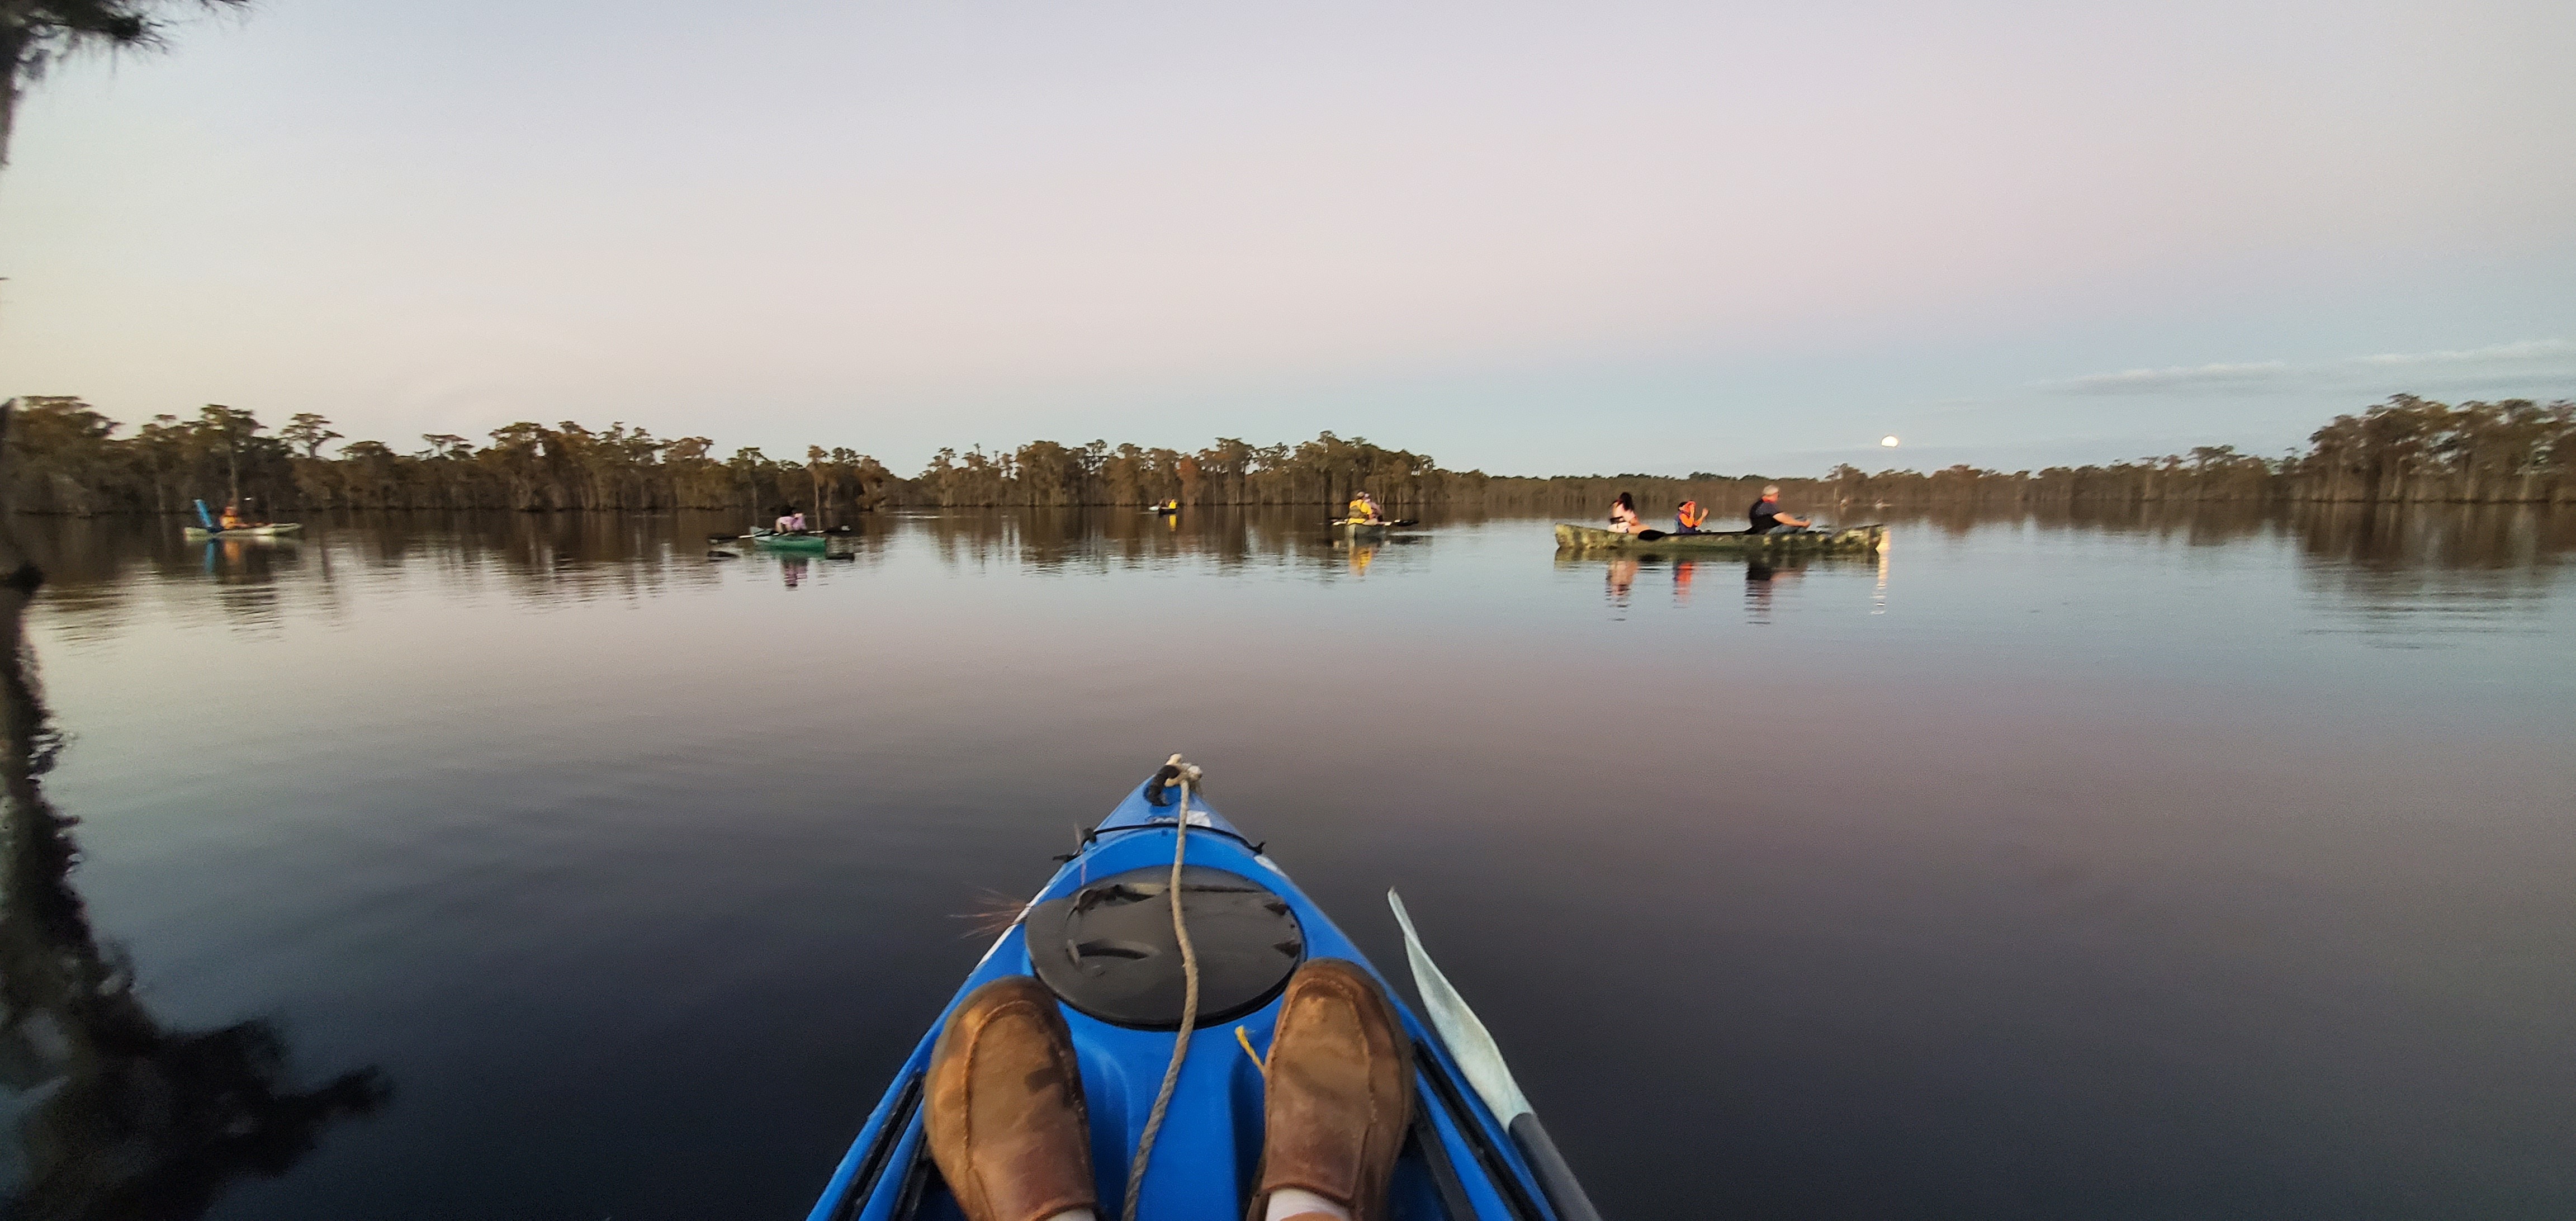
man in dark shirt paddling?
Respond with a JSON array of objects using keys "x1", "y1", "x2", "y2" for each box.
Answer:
[{"x1": 1749, "y1": 485, "x2": 1812, "y2": 533}]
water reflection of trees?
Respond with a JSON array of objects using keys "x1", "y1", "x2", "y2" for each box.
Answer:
[
  {"x1": 910, "y1": 507, "x2": 1403, "y2": 575},
  {"x1": 18, "y1": 512, "x2": 750, "y2": 637},
  {"x1": 1902, "y1": 501, "x2": 2573, "y2": 569},
  {"x1": 1908, "y1": 499, "x2": 2276, "y2": 544},
  {"x1": 2285, "y1": 501, "x2": 2574, "y2": 570},
  {"x1": 22, "y1": 503, "x2": 2569, "y2": 641},
  {"x1": 0, "y1": 428, "x2": 387, "y2": 1218}
]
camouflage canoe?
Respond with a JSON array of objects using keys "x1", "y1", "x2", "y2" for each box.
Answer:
[{"x1": 1554, "y1": 523, "x2": 1886, "y2": 554}]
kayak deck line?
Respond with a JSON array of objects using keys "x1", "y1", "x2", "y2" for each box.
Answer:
[{"x1": 806, "y1": 763, "x2": 1581, "y2": 1221}]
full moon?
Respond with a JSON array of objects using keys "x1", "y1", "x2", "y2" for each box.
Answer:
[{"x1": 1880, "y1": 436, "x2": 1901, "y2": 447}]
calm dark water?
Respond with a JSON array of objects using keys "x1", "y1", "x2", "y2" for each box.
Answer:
[{"x1": 7, "y1": 504, "x2": 2574, "y2": 1220}]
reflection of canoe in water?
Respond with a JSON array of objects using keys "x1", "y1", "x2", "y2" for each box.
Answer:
[
  {"x1": 806, "y1": 761, "x2": 1599, "y2": 1221},
  {"x1": 1554, "y1": 523, "x2": 1885, "y2": 553},
  {"x1": 183, "y1": 523, "x2": 303, "y2": 540}
]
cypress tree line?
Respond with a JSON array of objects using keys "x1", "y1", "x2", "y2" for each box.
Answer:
[{"x1": 3, "y1": 394, "x2": 2569, "y2": 518}]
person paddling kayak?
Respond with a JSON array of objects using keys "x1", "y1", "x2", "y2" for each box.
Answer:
[
  {"x1": 774, "y1": 506, "x2": 808, "y2": 533},
  {"x1": 1345, "y1": 491, "x2": 1384, "y2": 524},
  {"x1": 1607, "y1": 491, "x2": 1645, "y2": 534},
  {"x1": 1750, "y1": 485, "x2": 1812, "y2": 533},
  {"x1": 924, "y1": 962, "x2": 1409, "y2": 1221}
]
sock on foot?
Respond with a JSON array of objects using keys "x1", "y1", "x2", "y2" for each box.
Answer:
[{"x1": 1264, "y1": 1187, "x2": 1353, "y2": 1221}]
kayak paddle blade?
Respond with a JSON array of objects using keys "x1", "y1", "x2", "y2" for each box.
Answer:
[
  {"x1": 1387, "y1": 890, "x2": 1532, "y2": 1123},
  {"x1": 1390, "y1": 889, "x2": 1606, "y2": 1221}
]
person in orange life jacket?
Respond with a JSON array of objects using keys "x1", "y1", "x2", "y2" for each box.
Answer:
[
  {"x1": 1749, "y1": 485, "x2": 1812, "y2": 533},
  {"x1": 1607, "y1": 492, "x2": 1645, "y2": 533},
  {"x1": 1675, "y1": 500, "x2": 1714, "y2": 533}
]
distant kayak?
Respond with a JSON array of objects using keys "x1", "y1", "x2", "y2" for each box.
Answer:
[
  {"x1": 806, "y1": 761, "x2": 1599, "y2": 1221},
  {"x1": 1333, "y1": 518, "x2": 1414, "y2": 532},
  {"x1": 742, "y1": 530, "x2": 832, "y2": 552},
  {"x1": 183, "y1": 523, "x2": 302, "y2": 540},
  {"x1": 1555, "y1": 522, "x2": 1885, "y2": 553}
]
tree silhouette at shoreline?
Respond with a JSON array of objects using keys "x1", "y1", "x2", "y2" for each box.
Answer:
[
  {"x1": 2, "y1": 395, "x2": 2568, "y2": 517},
  {"x1": 0, "y1": 404, "x2": 388, "y2": 1220}
]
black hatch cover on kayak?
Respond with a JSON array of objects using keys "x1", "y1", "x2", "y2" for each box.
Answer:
[{"x1": 1025, "y1": 865, "x2": 1306, "y2": 1030}]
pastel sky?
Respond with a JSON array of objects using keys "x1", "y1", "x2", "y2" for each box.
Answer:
[{"x1": 3, "y1": 0, "x2": 2573, "y2": 476}]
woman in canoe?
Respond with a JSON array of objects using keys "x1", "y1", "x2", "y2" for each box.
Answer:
[
  {"x1": 1675, "y1": 499, "x2": 1711, "y2": 533},
  {"x1": 1607, "y1": 491, "x2": 1645, "y2": 534}
]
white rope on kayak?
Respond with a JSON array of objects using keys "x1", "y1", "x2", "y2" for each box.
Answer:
[{"x1": 1123, "y1": 753, "x2": 1202, "y2": 1221}]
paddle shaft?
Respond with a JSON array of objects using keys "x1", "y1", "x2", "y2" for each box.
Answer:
[{"x1": 1507, "y1": 1114, "x2": 1603, "y2": 1221}]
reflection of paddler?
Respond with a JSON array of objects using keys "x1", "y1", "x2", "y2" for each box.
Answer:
[
  {"x1": 1349, "y1": 545, "x2": 1376, "y2": 575},
  {"x1": 1606, "y1": 556, "x2": 1638, "y2": 605},
  {"x1": 1744, "y1": 559, "x2": 1805, "y2": 621}
]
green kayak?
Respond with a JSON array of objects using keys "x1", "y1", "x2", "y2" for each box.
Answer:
[
  {"x1": 1554, "y1": 523, "x2": 1886, "y2": 555},
  {"x1": 745, "y1": 531, "x2": 832, "y2": 552}
]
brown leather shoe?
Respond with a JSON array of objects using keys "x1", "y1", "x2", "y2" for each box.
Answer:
[
  {"x1": 1249, "y1": 959, "x2": 1414, "y2": 1221},
  {"x1": 925, "y1": 976, "x2": 1098, "y2": 1221}
]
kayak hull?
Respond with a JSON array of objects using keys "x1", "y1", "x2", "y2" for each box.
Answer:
[
  {"x1": 806, "y1": 774, "x2": 1567, "y2": 1221},
  {"x1": 1555, "y1": 522, "x2": 1884, "y2": 554},
  {"x1": 184, "y1": 523, "x2": 302, "y2": 540},
  {"x1": 747, "y1": 532, "x2": 832, "y2": 552}
]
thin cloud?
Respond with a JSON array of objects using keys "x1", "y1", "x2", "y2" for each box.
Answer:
[
  {"x1": 2052, "y1": 362, "x2": 2293, "y2": 395},
  {"x1": 2355, "y1": 339, "x2": 2569, "y2": 366},
  {"x1": 2044, "y1": 340, "x2": 2574, "y2": 396}
]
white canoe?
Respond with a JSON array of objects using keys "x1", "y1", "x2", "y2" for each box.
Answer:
[{"x1": 184, "y1": 523, "x2": 304, "y2": 540}]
